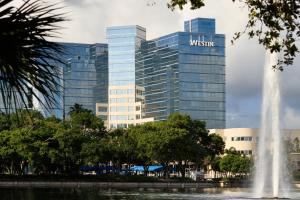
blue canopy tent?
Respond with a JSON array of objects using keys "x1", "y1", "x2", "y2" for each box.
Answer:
[{"x1": 130, "y1": 165, "x2": 164, "y2": 172}]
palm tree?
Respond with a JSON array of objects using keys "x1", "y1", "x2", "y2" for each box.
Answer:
[
  {"x1": 69, "y1": 103, "x2": 91, "y2": 115},
  {"x1": 0, "y1": 0, "x2": 66, "y2": 114}
]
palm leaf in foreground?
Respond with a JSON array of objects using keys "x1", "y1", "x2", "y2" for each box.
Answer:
[{"x1": 0, "y1": 0, "x2": 66, "y2": 114}]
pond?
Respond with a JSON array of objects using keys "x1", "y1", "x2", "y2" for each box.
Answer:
[{"x1": 0, "y1": 187, "x2": 299, "y2": 200}]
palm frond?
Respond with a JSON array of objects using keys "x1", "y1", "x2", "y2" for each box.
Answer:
[{"x1": 0, "y1": 0, "x2": 66, "y2": 115}]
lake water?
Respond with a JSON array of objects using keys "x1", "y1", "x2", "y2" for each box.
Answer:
[{"x1": 0, "y1": 187, "x2": 299, "y2": 200}]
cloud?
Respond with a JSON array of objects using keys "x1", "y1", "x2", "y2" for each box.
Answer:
[
  {"x1": 64, "y1": 0, "x2": 88, "y2": 6},
  {"x1": 56, "y1": 0, "x2": 182, "y2": 43},
  {"x1": 283, "y1": 107, "x2": 300, "y2": 129}
]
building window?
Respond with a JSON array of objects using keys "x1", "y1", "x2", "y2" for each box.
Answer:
[
  {"x1": 110, "y1": 90, "x2": 117, "y2": 95},
  {"x1": 117, "y1": 124, "x2": 127, "y2": 128},
  {"x1": 128, "y1": 98, "x2": 135, "y2": 103},
  {"x1": 128, "y1": 115, "x2": 135, "y2": 120},
  {"x1": 136, "y1": 90, "x2": 143, "y2": 96},
  {"x1": 110, "y1": 115, "x2": 127, "y2": 120},
  {"x1": 110, "y1": 124, "x2": 117, "y2": 128},
  {"x1": 127, "y1": 89, "x2": 134, "y2": 94},
  {"x1": 116, "y1": 89, "x2": 127, "y2": 95},
  {"x1": 136, "y1": 114, "x2": 140, "y2": 119},
  {"x1": 232, "y1": 136, "x2": 253, "y2": 142},
  {"x1": 237, "y1": 150, "x2": 253, "y2": 155},
  {"x1": 98, "y1": 107, "x2": 107, "y2": 112},
  {"x1": 99, "y1": 115, "x2": 107, "y2": 120},
  {"x1": 128, "y1": 106, "x2": 134, "y2": 111}
]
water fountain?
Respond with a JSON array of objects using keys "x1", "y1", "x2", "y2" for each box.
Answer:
[{"x1": 253, "y1": 51, "x2": 289, "y2": 198}]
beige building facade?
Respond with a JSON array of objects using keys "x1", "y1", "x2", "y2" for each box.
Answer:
[
  {"x1": 96, "y1": 85, "x2": 154, "y2": 129},
  {"x1": 107, "y1": 85, "x2": 154, "y2": 128},
  {"x1": 211, "y1": 128, "x2": 300, "y2": 170}
]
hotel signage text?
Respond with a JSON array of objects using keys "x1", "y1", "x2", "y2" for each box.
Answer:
[{"x1": 190, "y1": 40, "x2": 214, "y2": 47}]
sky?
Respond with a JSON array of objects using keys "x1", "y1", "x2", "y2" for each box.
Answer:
[{"x1": 51, "y1": 0, "x2": 300, "y2": 129}]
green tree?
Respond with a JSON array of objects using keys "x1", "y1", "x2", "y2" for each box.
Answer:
[
  {"x1": 211, "y1": 156, "x2": 221, "y2": 178},
  {"x1": 0, "y1": 114, "x2": 11, "y2": 132},
  {"x1": 127, "y1": 124, "x2": 154, "y2": 175},
  {"x1": 167, "y1": 0, "x2": 300, "y2": 70},
  {"x1": 130, "y1": 121, "x2": 189, "y2": 178},
  {"x1": 8, "y1": 109, "x2": 44, "y2": 129},
  {"x1": 208, "y1": 133, "x2": 225, "y2": 157},
  {"x1": 220, "y1": 153, "x2": 235, "y2": 177},
  {"x1": 166, "y1": 113, "x2": 222, "y2": 178},
  {"x1": 53, "y1": 124, "x2": 94, "y2": 175},
  {"x1": 69, "y1": 104, "x2": 90, "y2": 115},
  {"x1": 0, "y1": 129, "x2": 22, "y2": 174},
  {"x1": 129, "y1": 113, "x2": 224, "y2": 178},
  {"x1": 68, "y1": 104, "x2": 106, "y2": 133},
  {"x1": 293, "y1": 137, "x2": 300, "y2": 152},
  {"x1": 0, "y1": 0, "x2": 66, "y2": 112},
  {"x1": 219, "y1": 150, "x2": 252, "y2": 178}
]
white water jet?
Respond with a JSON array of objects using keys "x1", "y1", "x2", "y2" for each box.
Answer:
[{"x1": 253, "y1": 51, "x2": 289, "y2": 198}]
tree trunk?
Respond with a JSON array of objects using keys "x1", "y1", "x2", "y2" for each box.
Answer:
[
  {"x1": 143, "y1": 165, "x2": 149, "y2": 176},
  {"x1": 163, "y1": 162, "x2": 170, "y2": 179},
  {"x1": 178, "y1": 162, "x2": 186, "y2": 178}
]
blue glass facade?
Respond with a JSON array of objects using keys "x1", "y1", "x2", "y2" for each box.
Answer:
[
  {"x1": 137, "y1": 18, "x2": 225, "y2": 128},
  {"x1": 107, "y1": 26, "x2": 146, "y2": 86},
  {"x1": 136, "y1": 34, "x2": 180, "y2": 121},
  {"x1": 106, "y1": 26, "x2": 149, "y2": 128},
  {"x1": 59, "y1": 43, "x2": 108, "y2": 117}
]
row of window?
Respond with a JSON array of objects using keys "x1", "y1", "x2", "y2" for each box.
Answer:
[
  {"x1": 180, "y1": 101, "x2": 224, "y2": 110},
  {"x1": 98, "y1": 105, "x2": 141, "y2": 113},
  {"x1": 179, "y1": 45, "x2": 225, "y2": 56},
  {"x1": 110, "y1": 124, "x2": 128, "y2": 128},
  {"x1": 110, "y1": 115, "x2": 140, "y2": 121},
  {"x1": 181, "y1": 110, "x2": 225, "y2": 120},
  {"x1": 236, "y1": 150, "x2": 253, "y2": 155},
  {"x1": 180, "y1": 73, "x2": 225, "y2": 83},
  {"x1": 180, "y1": 64, "x2": 224, "y2": 74},
  {"x1": 109, "y1": 80, "x2": 135, "y2": 86},
  {"x1": 181, "y1": 95, "x2": 224, "y2": 102},
  {"x1": 180, "y1": 82, "x2": 225, "y2": 92},
  {"x1": 110, "y1": 106, "x2": 134, "y2": 112},
  {"x1": 110, "y1": 89, "x2": 135, "y2": 95},
  {"x1": 110, "y1": 98, "x2": 135, "y2": 103},
  {"x1": 97, "y1": 107, "x2": 107, "y2": 112},
  {"x1": 180, "y1": 55, "x2": 225, "y2": 65},
  {"x1": 182, "y1": 91, "x2": 224, "y2": 99},
  {"x1": 231, "y1": 137, "x2": 253, "y2": 141}
]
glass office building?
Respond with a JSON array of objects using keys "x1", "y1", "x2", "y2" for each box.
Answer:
[
  {"x1": 136, "y1": 18, "x2": 225, "y2": 128},
  {"x1": 5, "y1": 17, "x2": 225, "y2": 129},
  {"x1": 57, "y1": 43, "x2": 108, "y2": 118},
  {"x1": 106, "y1": 26, "x2": 154, "y2": 128}
]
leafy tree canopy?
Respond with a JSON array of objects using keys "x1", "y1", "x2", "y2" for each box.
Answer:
[
  {"x1": 167, "y1": 0, "x2": 300, "y2": 70},
  {"x1": 69, "y1": 104, "x2": 106, "y2": 134}
]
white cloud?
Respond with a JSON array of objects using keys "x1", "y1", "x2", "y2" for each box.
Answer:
[{"x1": 283, "y1": 107, "x2": 300, "y2": 129}]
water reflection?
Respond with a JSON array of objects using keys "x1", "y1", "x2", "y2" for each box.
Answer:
[{"x1": 0, "y1": 187, "x2": 298, "y2": 200}]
